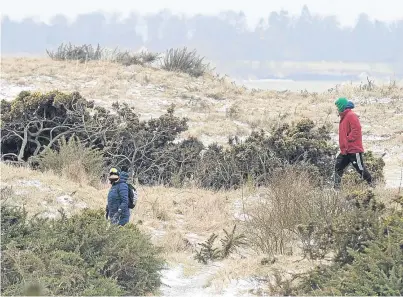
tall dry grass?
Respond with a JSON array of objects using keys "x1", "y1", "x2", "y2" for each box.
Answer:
[{"x1": 242, "y1": 166, "x2": 342, "y2": 255}]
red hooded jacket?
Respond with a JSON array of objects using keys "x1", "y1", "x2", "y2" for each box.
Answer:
[{"x1": 338, "y1": 109, "x2": 364, "y2": 154}]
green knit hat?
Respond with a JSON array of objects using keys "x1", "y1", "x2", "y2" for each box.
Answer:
[{"x1": 335, "y1": 97, "x2": 349, "y2": 113}]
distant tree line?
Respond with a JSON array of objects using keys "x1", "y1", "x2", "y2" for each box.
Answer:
[{"x1": 1, "y1": 6, "x2": 403, "y2": 74}]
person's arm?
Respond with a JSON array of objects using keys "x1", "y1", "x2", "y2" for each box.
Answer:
[
  {"x1": 347, "y1": 114, "x2": 361, "y2": 142},
  {"x1": 117, "y1": 183, "x2": 129, "y2": 213}
]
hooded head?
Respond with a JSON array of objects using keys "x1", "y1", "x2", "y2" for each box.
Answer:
[
  {"x1": 109, "y1": 167, "x2": 120, "y2": 183},
  {"x1": 119, "y1": 171, "x2": 129, "y2": 183},
  {"x1": 335, "y1": 97, "x2": 349, "y2": 113}
]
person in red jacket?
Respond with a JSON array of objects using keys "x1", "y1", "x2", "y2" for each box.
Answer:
[{"x1": 334, "y1": 97, "x2": 373, "y2": 189}]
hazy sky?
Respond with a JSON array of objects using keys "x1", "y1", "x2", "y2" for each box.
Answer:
[{"x1": 2, "y1": 0, "x2": 403, "y2": 27}]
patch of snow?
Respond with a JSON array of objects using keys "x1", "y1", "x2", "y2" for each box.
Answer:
[
  {"x1": 56, "y1": 195, "x2": 74, "y2": 205},
  {"x1": 363, "y1": 134, "x2": 391, "y2": 141},
  {"x1": 0, "y1": 79, "x2": 35, "y2": 101},
  {"x1": 39, "y1": 210, "x2": 59, "y2": 219},
  {"x1": 353, "y1": 96, "x2": 394, "y2": 105},
  {"x1": 233, "y1": 120, "x2": 249, "y2": 128},
  {"x1": 160, "y1": 263, "x2": 224, "y2": 297},
  {"x1": 150, "y1": 228, "x2": 167, "y2": 239},
  {"x1": 185, "y1": 232, "x2": 203, "y2": 244},
  {"x1": 18, "y1": 179, "x2": 42, "y2": 188},
  {"x1": 232, "y1": 200, "x2": 250, "y2": 222},
  {"x1": 75, "y1": 202, "x2": 88, "y2": 209},
  {"x1": 34, "y1": 75, "x2": 54, "y2": 82},
  {"x1": 160, "y1": 263, "x2": 262, "y2": 297},
  {"x1": 222, "y1": 277, "x2": 267, "y2": 296},
  {"x1": 14, "y1": 189, "x2": 29, "y2": 196}
]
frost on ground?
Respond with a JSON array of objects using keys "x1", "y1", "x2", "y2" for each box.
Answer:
[
  {"x1": 160, "y1": 263, "x2": 263, "y2": 297},
  {"x1": 0, "y1": 79, "x2": 35, "y2": 100}
]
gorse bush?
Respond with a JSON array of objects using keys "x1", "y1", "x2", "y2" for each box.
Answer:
[
  {"x1": 37, "y1": 136, "x2": 104, "y2": 186},
  {"x1": 197, "y1": 119, "x2": 337, "y2": 189},
  {"x1": 1, "y1": 91, "x2": 379, "y2": 190},
  {"x1": 297, "y1": 209, "x2": 403, "y2": 296},
  {"x1": 1, "y1": 197, "x2": 164, "y2": 296},
  {"x1": 297, "y1": 189, "x2": 385, "y2": 263},
  {"x1": 162, "y1": 47, "x2": 209, "y2": 77},
  {"x1": 0, "y1": 91, "x2": 203, "y2": 184}
]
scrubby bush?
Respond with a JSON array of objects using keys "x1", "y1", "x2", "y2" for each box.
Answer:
[
  {"x1": 0, "y1": 91, "x2": 203, "y2": 185},
  {"x1": 46, "y1": 43, "x2": 160, "y2": 66},
  {"x1": 243, "y1": 166, "x2": 341, "y2": 255},
  {"x1": 297, "y1": 209, "x2": 403, "y2": 296},
  {"x1": 46, "y1": 43, "x2": 103, "y2": 62},
  {"x1": 1, "y1": 197, "x2": 164, "y2": 296},
  {"x1": 162, "y1": 47, "x2": 209, "y2": 77},
  {"x1": 37, "y1": 136, "x2": 104, "y2": 186},
  {"x1": 2, "y1": 91, "x2": 377, "y2": 190},
  {"x1": 297, "y1": 189, "x2": 385, "y2": 263},
  {"x1": 194, "y1": 225, "x2": 246, "y2": 264},
  {"x1": 197, "y1": 119, "x2": 336, "y2": 190},
  {"x1": 1, "y1": 90, "x2": 94, "y2": 162},
  {"x1": 114, "y1": 50, "x2": 160, "y2": 66}
]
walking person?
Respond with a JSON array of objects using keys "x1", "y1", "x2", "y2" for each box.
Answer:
[
  {"x1": 105, "y1": 168, "x2": 131, "y2": 226},
  {"x1": 334, "y1": 97, "x2": 373, "y2": 189}
]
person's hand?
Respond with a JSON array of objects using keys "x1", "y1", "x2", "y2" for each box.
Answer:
[{"x1": 112, "y1": 210, "x2": 122, "y2": 224}]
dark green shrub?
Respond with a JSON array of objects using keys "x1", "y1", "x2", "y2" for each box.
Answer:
[
  {"x1": 0, "y1": 90, "x2": 94, "y2": 162},
  {"x1": 198, "y1": 119, "x2": 336, "y2": 190},
  {"x1": 1, "y1": 91, "x2": 202, "y2": 186},
  {"x1": 162, "y1": 47, "x2": 209, "y2": 77},
  {"x1": 1, "y1": 201, "x2": 164, "y2": 296},
  {"x1": 297, "y1": 211, "x2": 403, "y2": 296},
  {"x1": 297, "y1": 189, "x2": 385, "y2": 264},
  {"x1": 194, "y1": 233, "x2": 221, "y2": 264},
  {"x1": 194, "y1": 225, "x2": 246, "y2": 264}
]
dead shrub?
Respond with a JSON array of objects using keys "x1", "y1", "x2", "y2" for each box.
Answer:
[
  {"x1": 243, "y1": 166, "x2": 341, "y2": 255},
  {"x1": 37, "y1": 136, "x2": 104, "y2": 187}
]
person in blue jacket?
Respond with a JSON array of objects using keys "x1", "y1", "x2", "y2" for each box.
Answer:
[{"x1": 105, "y1": 168, "x2": 130, "y2": 226}]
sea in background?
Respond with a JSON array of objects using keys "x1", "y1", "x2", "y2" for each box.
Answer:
[{"x1": 240, "y1": 77, "x2": 402, "y2": 92}]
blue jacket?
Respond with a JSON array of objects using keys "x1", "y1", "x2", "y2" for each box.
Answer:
[{"x1": 107, "y1": 171, "x2": 130, "y2": 225}]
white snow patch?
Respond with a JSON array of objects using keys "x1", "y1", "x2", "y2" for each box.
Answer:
[
  {"x1": 56, "y1": 195, "x2": 74, "y2": 205},
  {"x1": 363, "y1": 134, "x2": 391, "y2": 141},
  {"x1": 160, "y1": 263, "x2": 224, "y2": 297},
  {"x1": 185, "y1": 232, "x2": 203, "y2": 244},
  {"x1": 149, "y1": 228, "x2": 167, "y2": 240},
  {"x1": 75, "y1": 201, "x2": 88, "y2": 209},
  {"x1": 353, "y1": 96, "x2": 395, "y2": 105},
  {"x1": 14, "y1": 189, "x2": 29, "y2": 196},
  {"x1": 222, "y1": 277, "x2": 267, "y2": 296},
  {"x1": 232, "y1": 200, "x2": 250, "y2": 222},
  {"x1": 18, "y1": 179, "x2": 42, "y2": 188},
  {"x1": 0, "y1": 79, "x2": 35, "y2": 101},
  {"x1": 160, "y1": 263, "x2": 262, "y2": 297}
]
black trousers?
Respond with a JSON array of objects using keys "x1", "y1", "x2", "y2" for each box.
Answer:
[{"x1": 334, "y1": 153, "x2": 373, "y2": 188}]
